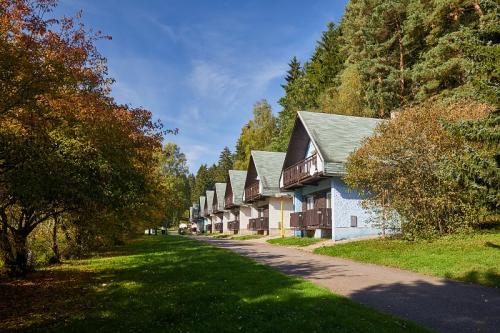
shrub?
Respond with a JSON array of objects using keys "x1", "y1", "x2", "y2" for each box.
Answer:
[{"x1": 345, "y1": 99, "x2": 494, "y2": 239}]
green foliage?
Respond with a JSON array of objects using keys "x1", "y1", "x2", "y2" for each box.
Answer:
[
  {"x1": 0, "y1": 1, "x2": 166, "y2": 276},
  {"x1": 443, "y1": 108, "x2": 500, "y2": 216},
  {"x1": 315, "y1": 229, "x2": 500, "y2": 287},
  {"x1": 230, "y1": 234, "x2": 265, "y2": 240},
  {"x1": 318, "y1": 64, "x2": 374, "y2": 117},
  {"x1": 158, "y1": 143, "x2": 191, "y2": 228},
  {"x1": 340, "y1": 0, "x2": 499, "y2": 116},
  {"x1": 191, "y1": 164, "x2": 211, "y2": 201},
  {"x1": 345, "y1": 100, "x2": 493, "y2": 239},
  {"x1": 272, "y1": 23, "x2": 345, "y2": 151},
  {"x1": 267, "y1": 237, "x2": 324, "y2": 247},
  {"x1": 234, "y1": 100, "x2": 277, "y2": 169}
]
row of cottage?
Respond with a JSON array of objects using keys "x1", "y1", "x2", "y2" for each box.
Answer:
[{"x1": 189, "y1": 111, "x2": 383, "y2": 241}]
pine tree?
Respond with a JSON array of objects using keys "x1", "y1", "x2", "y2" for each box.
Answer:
[
  {"x1": 215, "y1": 146, "x2": 234, "y2": 182},
  {"x1": 193, "y1": 164, "x2": 210, "y2": 200},
  {"x1": 272, "y1": 23, "x2": 345, "y2": 151},
  {"x1": 282, "y1": 56, "x2": 303, "y2": 88},
  {"x1": 341, "y1": 0, "x2": 412, "y2": 117},
  {"x1": 411, "y1": 0, "x2": 499, "y2": 105},
  {"x1": 444, "y1": 107, "x2": 500, "y2": 215}
]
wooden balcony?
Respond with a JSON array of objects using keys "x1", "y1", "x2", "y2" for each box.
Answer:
[
  {"x1": 214, "y1": 222, "x2": 223, "y2": 232},
  {"x1": 247, "y1": 217, "x2": 269, "y2": 231},
  {"x1": 282, "y1": 154, "x2": 319, "y2": 189},
  {"x1": 290, "y1": 208, "x2": 332, "y2": 229},
  {"x1": 244, "y1": 182, "x2": 260, "y2": 202},
  {"x1": 227, "y1": 221, "x2": 240, "y2": 231}
]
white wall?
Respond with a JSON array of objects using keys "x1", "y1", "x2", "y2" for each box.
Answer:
[
  {"x1": 223, "y1": 211, "x2": 231, "y2": 232},
  {"x1": 239, "y1": 205, "x2": 252, "y2": 234},
  {"x1": 268, "y1": 196, "x2": 293, "y2": 230}
]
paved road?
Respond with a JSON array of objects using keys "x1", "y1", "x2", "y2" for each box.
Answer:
[{"x1": 193, "y1": 237, "x2": 500, "y2": 333}]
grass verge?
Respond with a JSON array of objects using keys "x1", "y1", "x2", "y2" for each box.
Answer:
[
  {"x1": 230, "y1": 234, "x2": 264, "y2": 240},
  {"x1": 1, "y1": 235, "x2": 428, "y2": 332},
  {"x1": 267, "y1": 236, "x2": 324, "y2": 247},
  {"x1": 314, "y1": 230, "x2": 500, "y2": 288}
]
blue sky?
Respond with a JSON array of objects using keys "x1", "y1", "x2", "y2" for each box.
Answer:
[{"x1": 57, "y1": 0, "x2": 348, "y2": 173}]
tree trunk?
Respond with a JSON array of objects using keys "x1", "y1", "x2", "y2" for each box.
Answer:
[
  {"x1": 2, "y1": 230, "x2": 30, "y2": 277},
  {"x1": 377, "y1": 76, "x2": 385, "y2": 117},
  {"x1": 49, "y1": 216, "x2": 61, "y2": 264},
  {"x1": 0, "y1": 211, "x2": 30, "y2": 277},
  {"x1": 396, "y1": 19, "x2": 405, "y2": 103},
  {"x1": 473, "y1": 1, "x2": 484, "y2": 17}
]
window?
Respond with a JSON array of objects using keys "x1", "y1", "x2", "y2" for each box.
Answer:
[
  {"x1": 307, "y1": 196, "x2": 314, "y2": 210},
  {"x1": 305, "y1": 140, "x2": 316, "y2": 158},
  {"x1": 350, "y1": 215, "x2": 358, "y2": 227},
  {"x1": 326, "y1": 192, "x2": 332, "y2": 209}
]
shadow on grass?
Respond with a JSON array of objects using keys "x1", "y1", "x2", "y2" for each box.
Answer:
[
  {"x1": 1, "y1": 236, "x2": 426, "y2": 333},
  {"x1": 485, "y1": 241, "x2": 500, "y2": 249},
  {"x1": 0, "y1": 268, "x2": 97, "y2": 332},
  {"x1": 198, "y1": 236, "x2": 500, "y2": 333},
  {"x1": 455, "y1": 269, "x2": 500, "y2": 288}
]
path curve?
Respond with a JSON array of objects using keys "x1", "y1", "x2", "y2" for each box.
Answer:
[{"x1": 192, "y1": 236, "x2": 500, "y2": 333}]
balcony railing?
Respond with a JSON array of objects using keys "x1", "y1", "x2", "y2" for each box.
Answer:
[
  {"x1": 290, "y1": 208, "x2": 332, "y2": 229},
  {"x1": 282, "y1": 154, "x2": 318, "y2": 188},
  {"x1": 214, "y1": 222, "x2": 223, "y2": 232},
  {"x1": 247, "y1": 217, "x2": 269, "y2": 231},
  {"x1": 244, "y1": 182, "x2": 260, "y2": 202},
  {"x1": 227, "y1": 221, "x2": 240, "y2": 231}
]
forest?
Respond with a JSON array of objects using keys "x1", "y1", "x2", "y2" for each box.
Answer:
[
  {"x1": 191, "y1": 0, "x2": 499, "y2": 238},
  {"x1": 1, "y1": 0, "x2": 498, "y2": 277}
]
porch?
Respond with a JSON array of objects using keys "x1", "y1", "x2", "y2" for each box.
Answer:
[
  {"x1": 247, "y1": 217, "x2": 269, "y2": 231},
  {"x1": 290, "y1": 208, "x2": 332, "y2": 229},
  {"x1": 227, "y1": 221, "x2": 240, "y2": 231},
  {"x1": 214, "y1": 222, "x2": 223, "y2": 233}
]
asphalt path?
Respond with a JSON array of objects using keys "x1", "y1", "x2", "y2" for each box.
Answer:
[{"x1": 193, "y1": 236, "x2": 500, "y2": 333}]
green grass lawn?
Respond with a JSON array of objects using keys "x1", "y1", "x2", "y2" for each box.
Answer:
[
  {"x1": 230, "y1": 234, "x2": 264, "y2": 240},
  {"x1": 0, "y1": 236, "x2": 428, "y2": 332},
  {"x1": 211, "y1": 233, "x2": 232, "y2": 238},
  {"x1": 267, "y1": 236, "x2": 324, "y2": 247},
  {"x1": 315, "y1": 230, "x2": 500, "y2": 288}
]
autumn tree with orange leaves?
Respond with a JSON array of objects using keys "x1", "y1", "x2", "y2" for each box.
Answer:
[{"x1": 0, "y1": 0, "x2": 169, "y2": 276}]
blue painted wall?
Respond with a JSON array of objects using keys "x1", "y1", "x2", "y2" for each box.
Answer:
[
  {"x1": 331, "y1": 177, "x2": 380, "y2": 240},
  {"x1": 290, "y1": 177, "x2": 381, "y2": 241}
]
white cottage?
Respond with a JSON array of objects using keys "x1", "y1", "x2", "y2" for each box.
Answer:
[
  {"x1": 243, "y1": 151, "x2": 294, "y2": 236},
  {"x1": 280, "y1": 111, "x2": 383, "y2": 240},
  {"x1": 224, "y1": 170, "x2": 248, "y2": 234}
]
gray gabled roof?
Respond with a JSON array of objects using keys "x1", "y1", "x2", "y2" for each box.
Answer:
[
  {"x1": 205, "y1": 190, "x2": 214, "y2": 214},
  {"x1": 214, "y1": 183, "x2": 226, "y2": 211},
  {"x1": 298, "y1": 111, "x2": 382, "y2": 174},
  {"x1": 251, "y1": 150, "x2": 287, "y2": 196},
  {"x1": 228, "y1": 170, "x2": 247, "y2": 205},
  {"x1": 199, "y1": 196, "x2": 206, "y2": 216}
]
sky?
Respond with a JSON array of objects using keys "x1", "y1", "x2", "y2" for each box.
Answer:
[{"x1": 56, "y1": 0, "x2": 348, "y2": 173}]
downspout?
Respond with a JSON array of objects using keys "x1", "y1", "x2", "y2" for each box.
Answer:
[{"x1": 280, "y1": 197, "x2": 284, "y2": 238}]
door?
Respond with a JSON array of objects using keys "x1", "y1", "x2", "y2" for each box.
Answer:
[{"x1": 306, "y1": 196, "x2": 314, "y2": 210}]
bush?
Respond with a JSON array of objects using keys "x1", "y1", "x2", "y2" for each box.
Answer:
[{"x1": 345, "y1": 99, "x2": 494, "y2": 239}]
